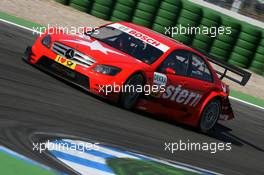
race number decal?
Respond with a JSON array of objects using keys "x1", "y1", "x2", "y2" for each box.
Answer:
[{"x1": 54, "y1": 55, "x2": 77, "y2": 70}]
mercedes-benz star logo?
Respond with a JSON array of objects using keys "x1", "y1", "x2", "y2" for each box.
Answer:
[{"x1": 64, "y1": 49, "x2": 75, "y2": 59}]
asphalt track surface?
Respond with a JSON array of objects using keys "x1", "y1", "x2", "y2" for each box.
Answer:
[{"x1": 0, "y1": 21, "x2": 263, "y2": 175}]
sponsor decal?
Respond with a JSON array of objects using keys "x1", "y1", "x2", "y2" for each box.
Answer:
[
  {"x1": 54, "y1": 55, "x2": 77, "y2": 70},
  {"x1": 61, "y1": 39, "x2": 124, "y2": 56},
  {"x1": 109, "y1": 23, "x2": 170, "y2": 52},
  {"x1": 128, "y1": 30, "x2": 161, "y2": 47},
  {"x1": 162, "y1": 85, "x2": 202, "y2": 107},
  {"x1": 153, "y1": 72, "x2": 167, "y2": 85},
  {"x1": 151, "y1": 72, "x2": 167, "y2": 97}
]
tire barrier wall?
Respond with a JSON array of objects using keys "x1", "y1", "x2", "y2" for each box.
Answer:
[{"x1": 55, "y1": 0, "x2": 264, "y2": 76}]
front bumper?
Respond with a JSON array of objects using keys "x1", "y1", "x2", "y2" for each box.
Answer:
[
  {"x1": 22, "y1": 46, "x2": 32, "y2": 62},
  {"x1": 23, "y1": 45, "x2": 121, "y2": 101}
]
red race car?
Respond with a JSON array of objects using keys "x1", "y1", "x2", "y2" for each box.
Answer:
[{"x1": 23, "y1": 22, "x2": 251, "y2": 133}]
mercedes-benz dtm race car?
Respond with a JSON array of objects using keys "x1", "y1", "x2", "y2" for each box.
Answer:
[{"x1": 23, "y1": 22, "x2": 251, "y2": 133}]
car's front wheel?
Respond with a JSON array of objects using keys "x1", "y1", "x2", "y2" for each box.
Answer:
[
  {"x1": 199, "y1": 99, "x2": 221, "y2": 133},
  {"x1": 119, "y1": 73, "x2": 144, "y2": 109}
]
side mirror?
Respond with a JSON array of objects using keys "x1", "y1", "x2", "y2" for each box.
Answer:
[{"x1": 165, "y1": 68, "x2": 176, "y2": 75}]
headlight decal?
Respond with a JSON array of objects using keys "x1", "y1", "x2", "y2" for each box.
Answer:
[
  {"x1": 41, "y1": 34, "x2": 51, "y2": 48},
  {"x1": 93, "y1": 65, "x2": 121, "y2": 76}
]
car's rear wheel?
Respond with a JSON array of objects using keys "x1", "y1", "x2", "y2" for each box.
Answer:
[
  {"x1": 199, "y1": 99, "x2": 221, "y2": 133},
  {"x1": 119, "y1": 74, "x2": 144, "y2": 109}
]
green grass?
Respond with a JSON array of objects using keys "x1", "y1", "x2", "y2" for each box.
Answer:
[
  {"x1": 0, "y1": 11, "x2": 44, "y2": 31},
  {"x1": 107, "y1": 158, "x2": 200, "y2": 175},
  {"x1": 0, "y1": 151, "x2": 57, "y2": 175},
  {"x1": 230, "y1": 90, "x2": 264, "y2": 108}
]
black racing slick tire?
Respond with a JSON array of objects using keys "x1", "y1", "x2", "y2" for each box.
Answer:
[
  {"x1": 119, "y1": 74, "x2": 144, "y2": 109},
  {"x1": 199, "y1": 99, "x2": 221, "y2": 133}
]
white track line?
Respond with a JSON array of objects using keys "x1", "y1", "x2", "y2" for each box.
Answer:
[
  {"x1": 229, "y1": 96, "x2": 264, "y2": 110},
  {"x1": 57, "y1": 159, "x2": 115, "y2": 175},
  {"x1": 0, "y1": 18, "x2": 40, "y2": 34},
  {"x1": 0, "y1": 17, "x2": 263, "y2": 111},
  {"x1": 63, "y1": 139, "x2": 140, "y2": 159}
]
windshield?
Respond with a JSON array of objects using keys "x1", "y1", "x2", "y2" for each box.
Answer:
[{"x1": 88, "y1": 25, "x2": 164, "y2": 64}]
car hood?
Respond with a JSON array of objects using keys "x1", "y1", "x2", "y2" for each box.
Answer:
[{"x1": 52, "y1": 34, "x2": 146, "y2": 66}]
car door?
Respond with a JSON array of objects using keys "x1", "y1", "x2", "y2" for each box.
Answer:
[
  {"x1": 183, "y1": 52, "x2": 215, "y2": 110},
  {"x1": 154, "y1": 50, "x2": 192, "y2": 115}
]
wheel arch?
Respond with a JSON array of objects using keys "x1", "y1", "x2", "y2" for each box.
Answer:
[
  {"x1": 126, "y1": 70, "x2": 147, "y2": 85},
  {"x1": 198, "y1": 92, "x2": 223, "y2": 121},
  {"x1": 118, "y1": 70, "x2": 146, "y2": 109}
]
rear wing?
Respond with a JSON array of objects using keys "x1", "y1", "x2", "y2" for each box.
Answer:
[{"x1": 206, "y1": 54, "x2": 251, "y2": 86}]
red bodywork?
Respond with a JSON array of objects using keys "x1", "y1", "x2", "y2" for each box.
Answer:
[{"x1": 26, "y1": 22, "x2": 234, "y2": 127}]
